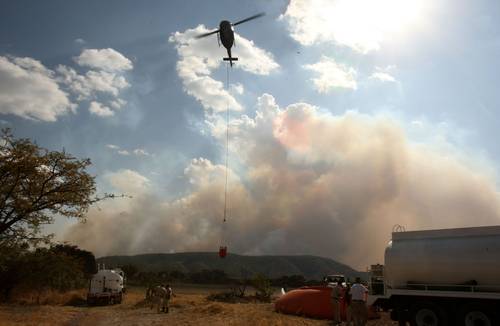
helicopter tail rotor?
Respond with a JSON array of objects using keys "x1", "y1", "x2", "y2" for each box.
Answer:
[
  {"x1": 223, "y1": 57, "x2": 238, "y2": 67},
  {"x1": 232, "y1": 12, "x2": 265, "y2": 26}
]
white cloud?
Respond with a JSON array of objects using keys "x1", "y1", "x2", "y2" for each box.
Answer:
[
  {"x1": 74, "y1": 38, "x2": 86, "y2": 45},
  {"x1": 0, "y1": 56, "x2": 75, "y2": 121},
  {"x1": 232, "y1": 35, "x2": 280, "y2": 75},
  {"x1": 106, "y1": 169, "x2": 150, "y2": 196},
  {"x1": 184, "y1": 157, "x2": 228, "y2": 187},
  {"x1": 56, "y1": 48, "x2": 132, "y2": 118},
  {"x1": 169, "y1": 25, "x2": 278, "y2": 113},
  {"x1": 231, "y1": 83, "x2": 244, "y2": 95},
  {"x1": 370, "y1": 66, "x2": 397, "y2": 83},
  {"x1": 304, "y1": 56, "x2": 357, "y2": 93},
  {"x1": 110, "y1": 99, "x2": 126, "y2": 109},
  {"x1": 89, "y1": 101, "x2": 114, "y2": 117},
  {"x1": 105, "y1": 143, "x2": 151, "y2": 157},
  {"x1": 56, "y1": 65, "x2": 129, "y2": 100},
  {"x1": 370, "y1": 72, "x2": 396, "y2": 82},
  {"x1": 133, "y1": 148, "x2": 150, "y2": 156},
  {"x1": 282, "y1": 0, "x2": 428, "y2": 53},
  {"x1": 74, "y1": 48, "x2": 133, "y2": 72}
]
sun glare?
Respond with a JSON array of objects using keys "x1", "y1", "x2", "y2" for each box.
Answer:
[{"x1": 317, "y1": 0, "x2": 428, "y2": 52}]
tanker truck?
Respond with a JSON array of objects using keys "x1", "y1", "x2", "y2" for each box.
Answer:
[
  {"x1": 368, "y1": 225, "x2": 500, "y2": 326},
  {"x1": 87, "y1": 266, "x2": 125, "y2": 305}
]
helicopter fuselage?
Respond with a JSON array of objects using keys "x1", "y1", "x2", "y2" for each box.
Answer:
[{"x1": 219, "y1": 20, "x2": 234, "y2": 50}]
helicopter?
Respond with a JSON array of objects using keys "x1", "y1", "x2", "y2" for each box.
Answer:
[{"x1": 196, "y1": 13, "x2": 265, "y2": 67}]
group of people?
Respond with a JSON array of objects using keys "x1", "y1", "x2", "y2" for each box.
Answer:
[
  {"x1": 146, "y1": 284, "x2": 174, "y2": 313},
  {"x1": 330, "y1": 277, "x2": 369, "y2": 326}
]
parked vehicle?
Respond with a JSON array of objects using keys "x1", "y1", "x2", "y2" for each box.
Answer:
[
  {"x1": 323, "y1": 274, "x2": 346, "y2": 286},
  {"x1": 368, "y1": 225, "x2": 500, "y2": 326},
  {"x1": 87, "y1": 266, "x2": 125, "y2": 305}
]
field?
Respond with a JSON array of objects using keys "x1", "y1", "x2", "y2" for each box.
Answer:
[{"x1": 0, "y1": 286, "x2": 398, "y2": 326}]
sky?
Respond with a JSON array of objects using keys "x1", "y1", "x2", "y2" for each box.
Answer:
[{"x1": 2, "y1": 0, "x2": 500, "y2": 269}]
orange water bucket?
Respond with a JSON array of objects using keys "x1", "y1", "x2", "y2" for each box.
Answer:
[{"x1": 218, "y1": 246, "x2": 227, "y2": 258}]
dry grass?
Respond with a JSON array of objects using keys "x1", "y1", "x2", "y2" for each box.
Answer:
[
  {"x1": 6, "y1": 288, "x2": 87, "y2": 306},
  {"x1": 0, "y1": 286, "x2": 399, "y2": 326}
]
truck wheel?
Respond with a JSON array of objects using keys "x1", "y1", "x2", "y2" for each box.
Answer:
[
  {"x1": 460, "y1": 304, "x2": 496, "y2": 326},
  {"x1": 410, "y1": 302, "x2": 448, "y2": 326}
]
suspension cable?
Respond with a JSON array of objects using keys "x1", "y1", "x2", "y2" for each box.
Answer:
[{"x1": 223, "y1": 62, "x2": 230, "y2": 224}]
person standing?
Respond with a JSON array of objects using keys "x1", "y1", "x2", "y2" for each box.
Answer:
[
  {"x1": 153, "y1": 284, "x2": 167, "y2": 313},
  {"x1": 350, "y1": 277, "x2": 369, "y2": 326},
  {"x1": 330, "y1": 280, "x2": 343, "y2": 325},
  {"x1": 146, "y1": 284, "x2": 154, "y2": 304},
  {"x1": 163, "y1": 284, "x2": 174, "y2": 313},
  {"x1": 344, "y1": 282, "x2": 353, "y2": 326}
]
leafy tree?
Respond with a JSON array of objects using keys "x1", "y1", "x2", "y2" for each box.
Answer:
[
  {"x1": 0, "y1": 244, "x2": 90, "y2": 301},
  {"x1": 120, "y1": 264, "x2": 139, "y2": 279},
  {"x1": 252, "y1": 274, "x2": 273, "y2": 302},
  {"x1": 271, "y1": 274, "x2": 306, "y2": 288},
  {"x1": 0, "y1": 129, "x2": 117, "y2": 246},
  {"x1": 0, "y1": 242, "x2": 27, "y2": 300},
  {"x1": 18, "y1": 247, "x2": 86, "y2": 303},
  {"x1": 189, "y1": 269, "x2": 229, "y2": 284},
  {"x1": 51, "y1": 243, "x2": 97, "y2": 277},
  {"x1": 169, "y1": 270, "x2": 186, "y2": 281}
]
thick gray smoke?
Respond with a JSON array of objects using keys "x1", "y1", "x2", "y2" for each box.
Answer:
[{"x1": 65, "y1": 94, "x2": 500, "y2": 269}]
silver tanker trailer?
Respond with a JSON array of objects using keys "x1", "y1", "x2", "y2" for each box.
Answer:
[{"x1": 368, "y1": 225, "x2": 500, "y2": 326}]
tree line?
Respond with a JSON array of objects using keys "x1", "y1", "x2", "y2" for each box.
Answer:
[
  {"x1": 0, "y1": 243, "x2": 96, "y2": 301},
  {"x1": 118, "y1": 263, "x2": 321, "y2": 289}
]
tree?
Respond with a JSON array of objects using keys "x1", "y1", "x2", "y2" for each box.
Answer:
[
  {"x1": 0, "y1": 129, "x2": 115, "y2": 246},
  {"x1": 252, "y1": 274, "x2": 273, "y2": 302},
  {"x1": 51, "y1": 243, "x2": 97, "y2": 277},
  {"x1": 120, "y1": 264, "x2": 139, "y2": 280},
  {"x1": 0, "y1": 244, "x2": 90, "y2": 301}
]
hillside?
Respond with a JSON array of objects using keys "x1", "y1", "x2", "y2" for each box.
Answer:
[{"x1": 97, "y1": 252, "x2": 366, "y2": 280}]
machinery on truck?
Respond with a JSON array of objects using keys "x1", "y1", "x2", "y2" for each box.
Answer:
[
  {"x1": 87, "y1": 265, "x2": 125, "y2": 305},
  {"x1": 368, "y1": 225, "x2": 500, "y2": 326}
]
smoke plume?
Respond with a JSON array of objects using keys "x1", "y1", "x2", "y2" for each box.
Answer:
[{"x1": 65, "y1": 94, "x2": 500, "y2": 269}]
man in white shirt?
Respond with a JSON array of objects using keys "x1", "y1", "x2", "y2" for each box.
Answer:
[{"x1": 350, "y1": 277, "x2": 368, "y2": 326}]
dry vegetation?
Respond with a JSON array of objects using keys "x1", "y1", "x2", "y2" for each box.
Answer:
[{"x1": 0, "y1": 286, "x2": 398, "y2": 326}]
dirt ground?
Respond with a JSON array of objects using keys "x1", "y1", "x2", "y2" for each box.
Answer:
[{"x1": 0, "y1": 286, "x2": 400, "y2": 326}]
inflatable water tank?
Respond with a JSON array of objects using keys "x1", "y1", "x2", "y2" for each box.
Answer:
[
  {"x1": 275, "y1": 286, "x2": 341, "y2": 319},
  {"x1": 275, "y1": 286, "x2": 379, "y2": 320},
  {"x1": 385, "y1": 225, "x2": 500, "y2": 288}
]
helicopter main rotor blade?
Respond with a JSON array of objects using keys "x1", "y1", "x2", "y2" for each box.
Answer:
[
  {"x1": 195, "y1": 29, "x2": 220, "y2": 39},
  {"x1": 232, "y1": 12, "x2": 265, "y2": 26}
]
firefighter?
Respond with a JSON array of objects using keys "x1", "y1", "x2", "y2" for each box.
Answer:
[
  {"x1": 146, "y1": 284, "x2": 154, "y2": 303},
  {"x1": 345, "y1": 282, "x2": 353, "y2": 326},
  {"x1": 330, "y1": 280, "x2": 343, "y2": 325},
  {"x1": 350, "y1": 277, "x2": 368, "y2": 326},
  {"x1": 163, "y1": 284, "x2": 174, "y2": 313},
  {"x1": 152, "y1": 284, "x2": 168, "y2": 313}
]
